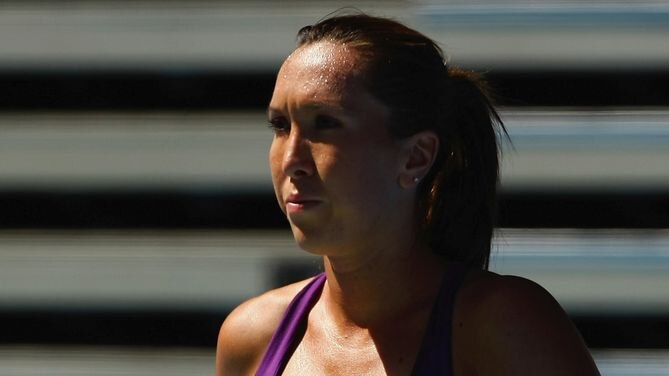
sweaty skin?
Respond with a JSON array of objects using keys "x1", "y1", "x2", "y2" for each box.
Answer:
[
  {"x1": 216, "y1": 41, "x2": 601, "y2": 376},
  {"x1": 267, "y1": 41, "x2": 413, "y2": 262}
]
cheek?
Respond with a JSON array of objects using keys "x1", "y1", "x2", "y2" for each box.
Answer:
[
  {"x1": 311, "y1": 145, "x2": 337, "y2": 178},
  {"x1": 268, "y1": 139, "x2": 283, "y2": 181},
  {"x1": 322, "y1": 143, "x2": 398, "y2": 203},
  {"x1": 268, "y1": 140, "x2": 286, "y2": 212}
]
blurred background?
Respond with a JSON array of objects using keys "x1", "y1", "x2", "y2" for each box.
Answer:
[{"x1": 1, "y1": 1, "x2": 668, "y2": 375}]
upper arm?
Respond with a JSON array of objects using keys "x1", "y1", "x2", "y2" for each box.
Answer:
[
  {"x1": 216, "y1": 298, "x2": 271, "y2": 376},
  {"x1": 455, "y1": 274, "x2": 600, "y2": 376},
  {"x1": 215, "y1": 281, "x2": 307, "y2": 376}
]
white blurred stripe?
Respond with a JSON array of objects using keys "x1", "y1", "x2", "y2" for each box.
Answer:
[
  {"x1": 0, "y1": 345, "x2": 213, "y2": 376},
  {"x1": 593, "y1": 349, "x2": 669, "y2": 376},
  {"x1": 0, "y1": 1, "x2": 400, "y2": 71},
  {"x1": 1, "y1": 1, "x2": 668, "y2": 70},
  {"x1": 0, "y1": 229, "x2": 668, "y2": 314},
  {"x1": 492, "y1": 229, "x2": 669, "y2": 314},
  {"x1": 0, "y1": 345, "x2": 666, "y2": 376},
  {"x1": 500, "y1": 109, "x2": 669, "y2": 190},
  {"x1": 1, "y1": 110, "x2": 668, "y2": 191},
  {"x1": 0, "y1": 229, "x2": 313, "y2": 310},
  {"x1": 0, "y1": 112, "x2": 273, "y2": 191}
]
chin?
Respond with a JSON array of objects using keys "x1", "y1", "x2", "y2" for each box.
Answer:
[
  {"x1": 289, "y1": 224, "x2": 338, "y2": 256},
  {"x1": 290, "y1": 228, "x2": 325, "y2": 255}
]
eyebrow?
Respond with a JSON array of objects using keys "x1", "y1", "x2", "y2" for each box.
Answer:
[{"x1": 267, "y1": 102, "x2": 345, "y2": 116}]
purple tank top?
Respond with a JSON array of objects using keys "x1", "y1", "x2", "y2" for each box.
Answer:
[{"x1": 255, "y1": 263, "x2": 466, "y2": 375}]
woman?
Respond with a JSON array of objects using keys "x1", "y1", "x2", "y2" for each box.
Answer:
[{"x1": 217, "y1": 14, "x2": 600, "y2": 376}]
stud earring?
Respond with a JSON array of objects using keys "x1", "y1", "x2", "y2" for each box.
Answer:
[{"x1": 413, "y1": 177, "x2": 420, "y2": 183}]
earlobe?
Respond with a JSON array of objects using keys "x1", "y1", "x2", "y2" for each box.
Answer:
[
  {"x1": 398, "y1": 174, "x2": 422, "y2": 189},
  {"x1": 399, "y1": 131, "x2": 439, "y2": 189},
  {"x1": 398, "y1": 174, "x2": 415, "y2": 189}
]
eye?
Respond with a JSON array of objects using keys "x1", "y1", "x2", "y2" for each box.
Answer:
[
  {"x1": 267, "y1": 116, "x2": 290, "y2": 134},
  {"x1": 314, "y1": 114, "x2": 342, "y2": 130}
]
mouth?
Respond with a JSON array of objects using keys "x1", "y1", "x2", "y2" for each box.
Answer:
[{"x1": 285, "y1": 194, "x2": 322, "y2": 213}]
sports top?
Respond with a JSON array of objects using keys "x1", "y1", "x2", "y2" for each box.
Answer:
[{"x1": 255, "y1": 262, "x2": 467, "y2": 375}]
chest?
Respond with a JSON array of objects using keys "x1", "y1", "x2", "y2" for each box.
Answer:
[{"x1": 280, "y1": 322, "x2": 426, "y2": 376}]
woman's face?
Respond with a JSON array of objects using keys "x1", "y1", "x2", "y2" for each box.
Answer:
[{"x1": 268, "y1": 41, "x2": 411, "y2": 255}]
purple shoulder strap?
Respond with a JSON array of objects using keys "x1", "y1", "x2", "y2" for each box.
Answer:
[
  {"x1": 411, "y1": 262, "x2": 467, "y2": 375},
  {"x1": 255, "y1": 264, "x2": 466, "y2": 376},
  {"x1": 255, "y1": 273, "x2": 326, "y2": 376}
]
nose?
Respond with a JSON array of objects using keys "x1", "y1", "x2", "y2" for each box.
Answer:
[{"x1": 282, "y1": 128, "x2": 316, "y2": 179}]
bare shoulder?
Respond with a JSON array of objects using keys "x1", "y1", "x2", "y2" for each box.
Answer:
[
  {"x1": 456, "y1": 270, "x2": 565, "y2": 320},
  {"x1": 453, "y1": 270, "x2": 600, "y2": 376},
  {"x1": 215, "y1": 277, "x2": 314, "y2": 376}
]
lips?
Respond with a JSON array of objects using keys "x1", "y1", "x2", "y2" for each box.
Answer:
[{"x1": 285, "y1": 193, "x2": 322, "y2": 213}]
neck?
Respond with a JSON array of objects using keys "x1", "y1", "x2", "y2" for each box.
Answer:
[{"x1": 321, "y1": 240, "x2": 446, "y2": 329}]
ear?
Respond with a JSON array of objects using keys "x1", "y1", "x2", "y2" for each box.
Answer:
[{"x1": 398, "y1": 130, "x2": 439, "y2": 189}]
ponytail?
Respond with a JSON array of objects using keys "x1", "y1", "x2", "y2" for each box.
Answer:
[{"x1": 420, "y1": 67, "x2": 504, "y2": 270}]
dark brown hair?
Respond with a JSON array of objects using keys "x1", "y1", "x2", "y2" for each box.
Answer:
[{"x1": 296, "y1": 14, "x2": 505, "y2": 270}]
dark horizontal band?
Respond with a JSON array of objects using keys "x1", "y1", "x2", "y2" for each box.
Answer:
[
  {"x1": 1, "y1": 189, "x2": 667, "y2": 228},
  {"x1": 0, "y1": 308, "x2": 665, "y2": 349},
  {"x1": 2, "y1": 69, "x2": 669, "y2": 109}
]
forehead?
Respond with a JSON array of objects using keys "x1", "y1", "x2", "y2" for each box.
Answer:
[
  {"x1": 275, "y1": 41, "x2": 362, "y2": 98},
  {"x1": 286, "y1": 41, "x2": 355, "y2": 70}
]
